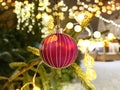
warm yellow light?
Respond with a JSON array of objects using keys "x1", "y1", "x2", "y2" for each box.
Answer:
[
  {"x1": 94, "y1": 6, "x2": 100, "y2": 11},
  {"x1": 74, "y1": 25, "x2": 82, "y2": 32},
  {"x1": 116, "y1": 3, "x2": 120, "y2": 6},
  {"x1": 116, "y1": 6, "x2": 120, "y2": 10},
  {"x1": 39, "y1": 2, "x2": 44, "y2": 6},
  {"x1": 61, "y1": 6, "x2": 68, "y2": 12},
  {"x1": 46, "y1": 7, "x2": 52, "y2": 13},
  {"x1": 107, "y1": 6, "x2": 111, "y2": 10},
  {"x1": 66, "y1": 22, "x2": 73, "y2": 29},
  {"x1": 107, "y1": 33, "x2": 115, "y2": 40},
  {"x1": 107, "y1": 10, "x2": 112, "y2": 14},
  {"x1": 11, "y1": 2, "x2": 15, "y2": 6},
  {"x1": 44, "y1": 0, "x2": 50, "y2": 6},
  {"x1": 7, "y1": 0, "x2": 12, "y2": 3},
  {"x1": 1, "y1": 2, "x2": 6, "y2": 6},
  {"x1": 77, "y1": 0, "x2": 81, "y2": 5},
  {"x1": 24, "y1": 1, "x2": 28, "y2": 4},
  {"x1": 53, "y1": 12, "x2": 58, "y2": 16},
  {"x1": 42, "y1": 13, "x2": 50, "y2": 22},
  {"x1": 88, "y1": 7, "x2": 94, "y2": 12},
  {"x1": 88, "y1": 4, "x2": 92, "y2": 7},
  {"x1": 86, "y1": 0, "x2": 90, "y2": 2},
  {"x1": 74, "y1": 11, "x2": 80, "y2": 16},
  {"x1": 0, "y1": 0, "x2": 3, "y2": 3},
  {"x1": 58, "y1": 0, "x2": 64, "y2": 6},
  {"x1": 95, "y1": 13, "x2": 99, "y2": 17},
  {"x1": 79, "y1": 6, "x2": 84, "y2": 10},
  {"x1": 72, "y1": 6, "x2": 78, "y2": 11},
  {"x1": 102, "y1": 8, "x2": 107, "y2": 13},
  {"x1": 36, "y1": 13, "x2": 42, "y2": 19},
  {"x1": 111, "y1": 1, "x2": 115, "y2": 4},
  {"x1": 102, "y1": 6, "x2": 106, "y2": 9},
  {"x1": 4, "y1": 6, "x2": 9, "y2": 10},
  {"x1": 77, "y1": 13, "x2": 85, "y2": 21},
  {"x1": 96, "y1": 11, "x2": 101, "y2": 16},
  {"x1": 98, "y1": 2, "x2": 103, "y2": 6},
  {"x1": 93, "y1": 4, "x2": 97, "y2": 8},
  {"x1": 84, "y1": 4, "x2": 88, "y2": 9},
  {"x1": 95, "y1": 0, "x2": 99, "y2": 3},
  {"x1": 59, "y1": 12, "x2": 65, "y2": 20},
  {"x1": 93, "y1": 31, "x2": 101, "y2": 38},
  {"x1": 108, "y1": 1, "x2": 111, "y2": 4},
  {"x1": 81, "y1": 2, "x2": 85, "y2": 5},
  {"x1": 111, "y1": 5, "x2": 115, "y2": 11},
  {"x1": 69, "y1": 11, "x2": 74, "y2": 19}
]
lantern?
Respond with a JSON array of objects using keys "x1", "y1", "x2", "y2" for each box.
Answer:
[{"x1": 40, "y1": 33, "x2": 78, "y2": 68}]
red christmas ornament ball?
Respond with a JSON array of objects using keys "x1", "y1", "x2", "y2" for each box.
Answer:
[{"x1": 40, "y1": 33, "x2": 78, "y2": 68}]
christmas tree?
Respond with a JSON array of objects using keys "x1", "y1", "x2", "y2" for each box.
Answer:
[{"x1": 1, "y1": 0, "x2": 119, "y2": 90}]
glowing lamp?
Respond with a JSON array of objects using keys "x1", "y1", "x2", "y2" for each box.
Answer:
[
  {"x1": 74, "y1": 25, "x2": 82, "y2": 32},
  {"x1": 93, "y1": 31, "x2": 101, "y2": 38},
  {"x1": 66, "y1": 22, "x2": 73, "y2": 29}
]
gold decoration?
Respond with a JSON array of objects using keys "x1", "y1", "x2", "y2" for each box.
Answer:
[
  {"x1": 84, "y1": 53, "x2": 95, "y2": 68},
  {"x1": 74, "y1": 11, "x2": 93, "y2": 28},
  {"x1": 84, "y1": 51, "x2": 97, "y2": 81},
  {"x1": 86, "y1": 69, "x2": 97, "y2": 80},
  {"x1": 71, "y1": 63, "x2": 96, "y2": 90}
]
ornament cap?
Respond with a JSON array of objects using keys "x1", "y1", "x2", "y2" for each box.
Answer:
[{"x1": 54, "y1": 25, "x2": 63, "y2": 33}]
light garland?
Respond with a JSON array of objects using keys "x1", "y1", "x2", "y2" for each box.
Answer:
[
  {"x1": 14, "y1": 0, "x2": 69, "y2": 38},
  {"x1": 76, "y1": 0, "x2": 120, "y2": 16},
  {"x1": 14, "y1": 0, "x2": 120, "y2": 42},
  {"x1": 14, "y1": 0, "x2": 55, "y2": 37},
  {"x1": 98, "y1": 15, "x2": 120, "y2": 28},
  {"x1": 15, "y1": 1, "x2": 36, "y2": 33},
  {"x1": 0, "y1": 0, "x2": 14, "y2": 10},
  {"x1": 68, "y1": 9, "x2": 93, "y2": 28}
]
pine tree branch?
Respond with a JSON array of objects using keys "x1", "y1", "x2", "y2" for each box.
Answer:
[
  {"x1": 71, "y1": 63, "x2": 96, "y2": 90},
  {"x1": 1, "y1": 58, "x2": 41, "y2": 90}
]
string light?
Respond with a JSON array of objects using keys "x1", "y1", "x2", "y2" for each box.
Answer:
[
  {"x1": 93, "y1": 31, "x2": 101, "y2": 39},
  {"x1": 14, "y1": 0, "x2": 120, "y2": 37},
  {"x1": 66, "y1": 22, "x2": 74, "y2": 29},
  {"x1": 76, "y1": 0, "x2": 120, "y2": 15},
  {"x1": 0, "y1": 0, "x2": 14, "y2": 10},
  {"x1": 98, "y1": 15, "x2": 120, "y2": 28},
  {"x1": 107, "y1": 33, "x2": 116, "y2": 40},
  {"x1": 0, "y1": 0, "x2": 3, "y2": 2},
  {"x1": 7, "y1": 0, "x2": 12, "y2": 3},
  {"x1": 1, "y1": 2, "x2": 6, "y2": 6},
  {"x1": 74, "y1": 25, "x2": 82, "y2": 32}
]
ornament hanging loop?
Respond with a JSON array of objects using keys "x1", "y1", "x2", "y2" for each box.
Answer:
[{"x1": 53, "y1": 0, "x2": 63, "y2": 33}]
